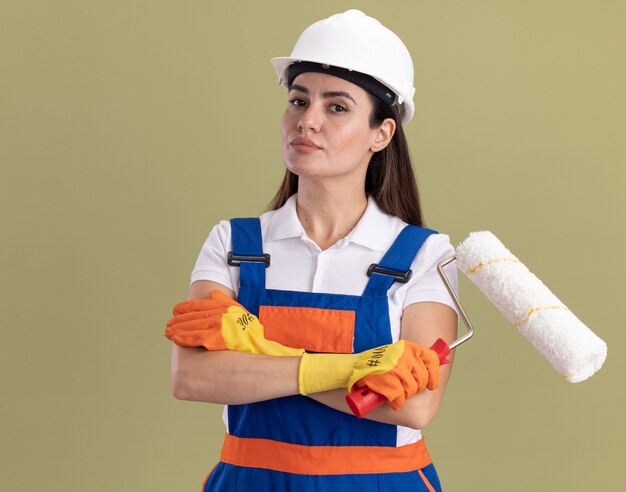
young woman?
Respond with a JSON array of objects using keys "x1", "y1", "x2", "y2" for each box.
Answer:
[{"x1": 167, "y1": 10, "x2": 459, "y2": 491}]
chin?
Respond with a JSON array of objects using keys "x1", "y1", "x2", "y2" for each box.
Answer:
[{"x1": 284, "y1": 157, "x2": 323, "y2": 177}]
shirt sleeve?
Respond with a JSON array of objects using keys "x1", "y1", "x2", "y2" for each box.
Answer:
[
  {"x1": 190, "y1": 220, "x2": 237, "y2": 291},
  {"x1": 402, "y1": 233, "x2": 459, "y2": 316}
]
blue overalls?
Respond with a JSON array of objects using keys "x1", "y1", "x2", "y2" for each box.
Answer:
[{"x1": 203, "y1": 218, "x2": 443, "y2": 492}]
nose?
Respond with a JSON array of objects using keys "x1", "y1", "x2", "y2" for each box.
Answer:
[{"x1": 297, "y1": 104, "x2": 322, "y2": 133}]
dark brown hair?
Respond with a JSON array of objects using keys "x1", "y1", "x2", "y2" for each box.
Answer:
[{"x1": 268, "y1": 95, "x2": 424, "y2": 226}]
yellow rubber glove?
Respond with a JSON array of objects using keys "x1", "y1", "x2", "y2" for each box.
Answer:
[
  {"x1": 298, "y1": 340, "x2": 440, "y2": 410},
  {"x1": 165, "y1": 290, "x2": 304, "y2": 357}
]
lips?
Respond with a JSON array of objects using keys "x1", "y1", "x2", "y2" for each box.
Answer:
[{"x1": 290, "y1": 137, "x2": 321, "y2": 152}]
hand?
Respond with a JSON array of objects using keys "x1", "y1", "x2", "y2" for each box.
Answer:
[
  {"x1": 298, "y1": 340, "x2": 440, "y2": 410},
  {"x1": 165, "y1": 290, "x2": 304, "y2": 357},
  {"x1": 349, "y1": 341, "x2": 440, "y2": 410}
]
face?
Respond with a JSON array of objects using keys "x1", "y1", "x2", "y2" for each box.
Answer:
[{"x1": 280, "y1": 72, "x2": 388, "y2": 182}]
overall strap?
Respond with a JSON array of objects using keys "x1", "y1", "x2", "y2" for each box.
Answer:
[
  {"x1": 229, "y1": 218, "x2": 269, "y2": 289},
  {"x1": 363, "y1": 225, "x2": 437, "y2": 297}
]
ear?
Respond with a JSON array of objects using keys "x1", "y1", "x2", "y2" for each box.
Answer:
[{"x1": 370, "y1": 118, "x2": 396, "y2": 152}]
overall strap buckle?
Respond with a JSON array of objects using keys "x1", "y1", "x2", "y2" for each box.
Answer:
[
  {"x1": 367, "y1": 263, "x2": 412, "y2": 284},
  {"x1": 363, "y1": 225, "x2": 437, "y2": 296},
  {"x1": 227, "y1": 252, "x2": 271, "y2": 268}
]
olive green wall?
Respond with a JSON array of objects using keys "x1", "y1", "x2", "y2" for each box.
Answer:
[{"x1": 1, "y1": 1, "x2": 624, "y2": 490}]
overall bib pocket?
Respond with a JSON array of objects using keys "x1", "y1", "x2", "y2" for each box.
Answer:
[{"x1": 259, "y1": 305, "x2": 355, "y2": 353}]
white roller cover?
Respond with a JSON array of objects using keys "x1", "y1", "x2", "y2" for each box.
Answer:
[{"x1": 455, "y1": 231, "x2": 607, "y2": 382}]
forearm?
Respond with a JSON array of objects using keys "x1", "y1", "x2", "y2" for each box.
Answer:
[
  {"x1": 307, "y1": 363, "x2": 452, "y2": 430},
  {"x1": 170, "y1": 344, "x2": 300, "y2": 404}
]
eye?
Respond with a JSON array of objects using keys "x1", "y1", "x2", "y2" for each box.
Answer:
[
  {"x1": 330, "y1": 103, "x2": 347, "y2": 113},
  {"x1": 288, "y1": 97, "x2": 307, "y2": 108}
]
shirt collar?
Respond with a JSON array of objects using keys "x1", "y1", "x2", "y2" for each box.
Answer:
[
  {"x1": 347, "y1": 195, "x2": 395, "y2": 252},
  {"x1": 265, "y1": 194, "x2": 306, "y2": 241},
  {"x1": 266, "y1": 194, "x2": 396, "y2": 252}
]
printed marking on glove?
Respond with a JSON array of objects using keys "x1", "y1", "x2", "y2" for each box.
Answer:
[
  {"x1": 367, "y1": 346, "x2": 388, "y2": 367},
  {"x1": 235, "y1": 313, "x2": 256, "y2": 330}
]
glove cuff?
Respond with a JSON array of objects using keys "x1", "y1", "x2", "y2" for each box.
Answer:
[{"x1": 298, "y1": 353, "x2": 359, "y2": 395}]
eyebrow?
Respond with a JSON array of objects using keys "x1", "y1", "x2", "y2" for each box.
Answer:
[{"x1": 290, "y1": 84, "x2": 357, "y2": 104}]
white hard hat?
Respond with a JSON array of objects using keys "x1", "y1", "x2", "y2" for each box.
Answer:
[{"x1": 271, "y1": 10, "x2": 416, "y2": 125}]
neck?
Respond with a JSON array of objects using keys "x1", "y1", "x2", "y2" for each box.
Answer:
[{"x1": 296, "y1": 178, "x2": 368, "y2": 250}]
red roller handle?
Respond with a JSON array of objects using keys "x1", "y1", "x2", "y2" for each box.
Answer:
[{"x1": 345, "y1": 338, "x2": 452, "y2": 419}]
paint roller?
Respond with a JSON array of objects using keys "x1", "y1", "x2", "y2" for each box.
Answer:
[{"x1": 346, "y1": 231, "x2": 608, "y2": 418}]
